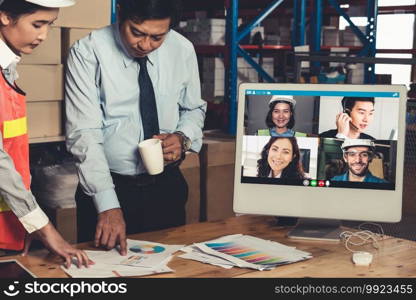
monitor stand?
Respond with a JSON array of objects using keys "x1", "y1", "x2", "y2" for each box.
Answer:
[{"x1": 287, "y1": 218, "x2": 342, "y2": 242}]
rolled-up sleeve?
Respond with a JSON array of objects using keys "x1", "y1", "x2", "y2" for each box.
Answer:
[
  {"x1": 0, "y1": 132, "x2": 49, "y2": 233},
  {"x1": 65, "y1": 44, "x2": 120, "y2": 213},
  {"x1": 175, "y1": 47, "x2": 207, "y2": 153}
]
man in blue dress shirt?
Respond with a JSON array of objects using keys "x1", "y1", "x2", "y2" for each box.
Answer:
[
  {"x1": 331, "y1": 139, "x2": 387, "y2": 183},
  {"x1": 65, "y1": 0, "x2": 206, "y2": 255}
]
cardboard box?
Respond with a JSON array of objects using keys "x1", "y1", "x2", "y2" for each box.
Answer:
[
  {"x1": 200, "y1": 136, "x2": 236, "y2": 222},
  {"x1": 54, "y1": 0, "x2": 112, "y2": 29},
  {"x1": 180, "y1": 152, "x2": 201, "y2": 224},
  {"x1": 21, "y1": 27, "x2": 61, "y2": 65},
  {"x1": 61, "y1": 28, "x2": 93, "y2": 61},
  {"x1": 27, "y1": 101, "x2": 63, "y2": 139},
  {"x1": 16, "y1": 65, "x2": 63, "y2": 102},
  {"x1": 369, "y1": 158, "x2": 384, "y2": 179},
  {"x1": 41, "y1": 207, "x2": 77, "y2": 244}
]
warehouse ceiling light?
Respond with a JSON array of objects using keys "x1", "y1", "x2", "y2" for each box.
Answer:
[{"x1": 25, "y1": 0, "x2": 76, "y2": 7}]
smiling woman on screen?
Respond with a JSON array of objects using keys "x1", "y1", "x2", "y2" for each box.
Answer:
[{"x1": 257, "y1": 137, "x2": 305, "y2": 179}]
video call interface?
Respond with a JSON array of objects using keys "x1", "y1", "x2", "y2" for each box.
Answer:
[{"x1": 241, "y1": 89, "x2": 400, "y2": 190}]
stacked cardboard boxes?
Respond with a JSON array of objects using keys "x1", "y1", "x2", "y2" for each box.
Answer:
[
  {"x1": 59, "y1": 0, "x2": 112, "y2": 60},
  {"x1": 262, "y1": 17, "x2": 292, "y2": 45},
  {"x1": 201, "y1": 57, "x2": 274, "y2": 100},
  {"x1": 180, "y1": 152, "x2": 201, "y2": 224},
  {"x1": 181, "y1": 18, "x2": 244, "y2": 45},
  {"x1": 199, "y1": 135, "x2": 236, "y2": 222},
  {"x1": 322, "y1": 26, "x2": 340, "y2": 47},
  {"x1": 329, "y1": 47, "x2": 350, "y2": 68},
  {"x1": 16, "y1": 0, "x2": 111, "y2": 144},
  {"x1": 21, "y1": 0, "x2": 111, "y2": 241},
  {"x1": 347, "y1": 3, "x2": 367, "y2": 17},
  {"x1": 341, "y1": 26, "x2": 366, "y2": 47},
  {"x1": 17, "y1": 27, "x2": 64, "y2": 142},
  {"x1": 237, "y1": 57, "x2": 260, "y2": 86},
  {"x1": 237, "y1": 57, "x2": 274, "y2": 86},
  {"x1": 347, "y1": 64, "x2": 365, "y2": 84},
  {"x1": 182, "y1": 18, "x2": 226, "y2": 45},
  {"x1": 61, "y1": 28, "x2": 94, "y2": 61},
  {"x1": 54, "y1": 0, "x2": 111, "y2": 29}
]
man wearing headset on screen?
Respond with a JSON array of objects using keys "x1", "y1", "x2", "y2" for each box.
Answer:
[
  {"x1": 331, "y1": 139, "x2": 386, "y2": 183},
  {"x1": 319, "y1": 97, "x2": 375, "y2": 139}
]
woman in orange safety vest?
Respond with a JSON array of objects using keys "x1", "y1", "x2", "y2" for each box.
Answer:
[{"x1": 0, "y1": 0, "x2": 90, "y2": 268}]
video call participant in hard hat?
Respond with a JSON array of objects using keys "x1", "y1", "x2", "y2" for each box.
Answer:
[
  {"x1": 0, "y1": 0, "x2": 91, "y2": 268},
  {"x1": 257, "y1": 95, "x2": 307, "y2": 137},
  {"x1": 65, "y1": 0, "x2": 206, "y2": 255},
  {"x1": 331, "y1": 139, "x2": 386, "y2": 183}
]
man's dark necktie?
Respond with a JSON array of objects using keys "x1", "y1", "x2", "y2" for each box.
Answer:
[{"x1": 137, "y1": 57, "x2": 160, "y2": 140}]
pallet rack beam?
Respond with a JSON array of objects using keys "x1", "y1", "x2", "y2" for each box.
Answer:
[
  {"x1": 327, "y1": 0, "x2": 379, "y2": 83},
  {"x1": 237, "y1": 0, "x2": 285, "y2": 42},
  {"x1": 227, "y1": 0, "x2": 239, "y2": 135},
  {"x1": 293, "y1": 55, "x2": 416, "y2": 83},
  {"x1": 111, "y1": 0, "x2": 117, "y2": 23},
  {"x1": 227, "y1": 0, "x2": 285, "y2": 134},
  {"x1": 365, "y1": 0, "x2": 378, "y2": 84},
  {"x1": 310, "y1": 0, "x2": 323, "y2": 73},
  {"x1": 237, "y1": 46, "x2": 275, "y2": 82},
  {"x1": 292, "y1": 0, "x2": 307, "y2": 46}
]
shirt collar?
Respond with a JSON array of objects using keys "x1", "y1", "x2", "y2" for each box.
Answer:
[
  {"x1": 346, "y1": 170, "x2": 372, "y2": 181},
  {"x1": 269, "y1": 171, "x2": 281, "y2": 178},
  {"x1": 112, "y1": 22, "x2": 158, "y2": 68},
  {"x1": 0, "y1": 38, "x2": 21, "y2": 70},
  {"x1": 270, "y1": 128, "x2": 295, "y2": 137}
]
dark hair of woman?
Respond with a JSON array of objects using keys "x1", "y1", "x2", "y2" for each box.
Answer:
[
  {"x1": 265, "y1": 100, "x2": 295, "y2": 129},
  {"x1": 257, "y1": 137, "x2": 305, "y2": 179}
]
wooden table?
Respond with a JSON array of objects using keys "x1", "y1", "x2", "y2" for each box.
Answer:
[{"x1": 2, "y1": 215, "x2": 416, "y2": 278}]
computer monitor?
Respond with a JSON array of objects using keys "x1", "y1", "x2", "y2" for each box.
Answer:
[{"x1": 233, "y1": 83, "x2": 407, "y2": 241}]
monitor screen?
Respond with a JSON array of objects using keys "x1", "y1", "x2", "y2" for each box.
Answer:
[{"x1": 233, "y1": 83, "x2": 407, "y2": 228}]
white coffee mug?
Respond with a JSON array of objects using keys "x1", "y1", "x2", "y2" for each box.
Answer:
[{"x1": 138, "y1": 138, "x2": 164, "y2": 175}]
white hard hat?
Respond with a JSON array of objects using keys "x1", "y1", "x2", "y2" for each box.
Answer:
[
  {"x1": 341, "y1": 139, "x2": 375, "y2": 151},
  {"x1": 269, "y1": 95, "x2": 296, "y2": 107},
  {"x1": 25, "y1": 0, "x2": 75, "y2": 7}
]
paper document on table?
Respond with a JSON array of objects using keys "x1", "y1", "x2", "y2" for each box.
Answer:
[
  {"x1": 187, "y1": 234, "x2": 312, "y2": 271},
  {"x1": 99, "y1": 239, "x2": 184, "y2": 268},
  {"x1": 62, "y1": 257, "x2": 173, "y2": 278},
  {"x1": 62, "y1": 239, "x2": 183, "y2": 278},
  {"x1": 179, "y1": 245, "x2": 235, "y2": 269}
]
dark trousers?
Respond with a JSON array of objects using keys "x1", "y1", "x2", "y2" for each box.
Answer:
[{"x1": 75, "y1": 166, "x2": 188, "y2": 243}]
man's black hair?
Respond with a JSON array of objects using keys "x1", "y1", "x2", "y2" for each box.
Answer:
[
  {"x1": 341, "y1": 96, "x2": 375, "y2": 112},
  {"x1": 0, "y1": 0, "x2": 50, "y2": 20},
  {"x1": 117, "y1": 0, "x2": 182, "y2": 28}
]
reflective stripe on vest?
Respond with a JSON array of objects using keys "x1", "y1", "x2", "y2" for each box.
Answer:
[
  {"x1": 3, "y1": 116, "x2": 27, "y2": 139},
  {"x1": 257, "y1": 129, "x2": 270, "y2": 136}
]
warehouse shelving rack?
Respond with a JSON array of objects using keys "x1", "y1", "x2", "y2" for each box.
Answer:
[
  {"x1": 225, "y1": 0, "x2": 384, "y2": 134},
  {"x1": 112, "y1": 0, "x2": 416, "y2": 134}
]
